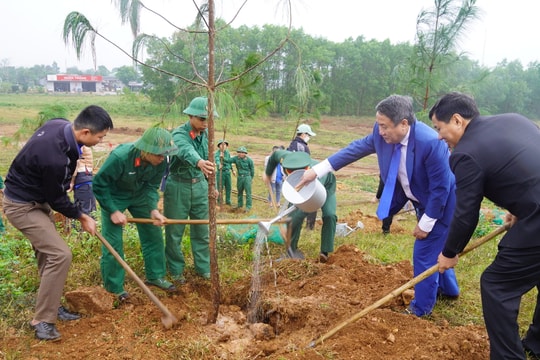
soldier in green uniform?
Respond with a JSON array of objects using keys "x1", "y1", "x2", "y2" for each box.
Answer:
[
  {"x1": 228, "y1": 146, "x2": 255, "y2": 212},
  {"x1": 264, "y1": 151, "x2": 337, "y2": 263},
  {"x1": 93, "y1": 127, "x2": 179, "y2": 301},
  {"x1": 164, "y1": 96, "x2": 218, "y2": 283},
  {"x1": 214, "y1": 139, "x2": 234, "y2": 206}
]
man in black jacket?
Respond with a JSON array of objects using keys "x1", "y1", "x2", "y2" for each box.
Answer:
[
  {"x1": 430, "y1": 92, "x2": 540, "y2": 359},
  {"x1": 288, "y1": 124, "x2": 317, "y2": 229},
  {"x1": 3, "y1": 105, "x2": 113, "y2": 341},
  {"x1": 288, "y1": 123, "x2": 315, "y2": 154}
]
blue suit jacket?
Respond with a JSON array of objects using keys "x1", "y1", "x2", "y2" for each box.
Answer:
[{"x1": 328, "y1": 121, "x2": 455, "y2": 225}]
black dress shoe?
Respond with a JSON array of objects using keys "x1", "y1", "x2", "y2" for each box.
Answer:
[
  {"x1": 31, "y1": 321, "x2": 61, "y2": 341},
  {"x1": 436, "y1": 290, "x2": 460, "y2": 301},
  {"x1": 57, "y1": 306, "x2": 81, "y2": 321}
]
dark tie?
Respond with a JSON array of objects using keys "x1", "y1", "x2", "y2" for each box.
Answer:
[{"x1": 377, "y1": 144, "x2": 402, "y2": 220}]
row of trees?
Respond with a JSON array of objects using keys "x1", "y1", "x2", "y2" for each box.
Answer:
[
  {"x1": 140, "y1": 19, "x2": 540, "y2": 120},
  {"x1": 2, "y1": 17, "x2": 539, "y2": 120}
]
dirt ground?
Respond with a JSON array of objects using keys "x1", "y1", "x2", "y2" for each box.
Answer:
[
  {"x1": 1, "y1": 201, "x2": 492, "y2": 360},
  {"x1": 0, "y1": 118, "x2": 491, "y2": 359},
  {"x1": 1, "y1": 239, "x2": 489, "y2": 359}
]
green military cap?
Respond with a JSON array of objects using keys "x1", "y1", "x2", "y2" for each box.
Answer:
[
  {"x1": 134, "y1": 127, "x2": 178, "y2": 156},
  {"x1": 183, "y1": 96, "x2": 219, "y2": 119},
  {"x1": 217, "y1": 139, "x2": 229, "y2": 146},
  {"x1": 282, "y1": 151, "x2": 311, "y2": 170},
  {"x1": 236, "y1": 146, "x2": 248, "y2": 153}
]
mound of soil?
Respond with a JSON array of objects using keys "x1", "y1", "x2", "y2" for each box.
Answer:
[{"x1": 2, "y1": 244, "x2": 489, "y2": 359}]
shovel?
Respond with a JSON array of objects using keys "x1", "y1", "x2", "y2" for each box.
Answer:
[
  {"x1": 95, "y1": 231, "x2": 179, "y2": 329},
  {"x1": 258, "y1": 205, "x2": 297, "y2": 235}
]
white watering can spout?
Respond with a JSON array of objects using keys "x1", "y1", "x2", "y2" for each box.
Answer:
[{"x1": 258, "y1": 205, "x2": 297, "y2": 234}]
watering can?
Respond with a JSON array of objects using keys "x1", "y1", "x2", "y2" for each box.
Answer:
[
  {"x1": 335, "y1": 221, "x2": 364, "y2": 237},
  {"x1": 281, "y1": 169, "x2": 326, "y2": 213}
]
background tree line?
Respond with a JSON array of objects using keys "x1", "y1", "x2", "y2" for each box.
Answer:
[{"x1": 2, "y1": 21, "x2": 539, "y2": 120}]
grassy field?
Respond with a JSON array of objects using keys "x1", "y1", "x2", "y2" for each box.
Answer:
[{"x1": 0, "y1": 93, "x2": 537, "y2": 343}]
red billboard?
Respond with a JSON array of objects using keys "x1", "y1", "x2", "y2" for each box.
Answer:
[{"x1": 56, "y1": 75, "x2": 103, "y2": 82}]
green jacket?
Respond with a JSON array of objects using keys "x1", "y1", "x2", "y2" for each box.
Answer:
[
  {"x1": 229, "y1": 156, "x2": 254, "y2": 178},
  {"x1": 214, "y1": 149, "x2": 232, "y2": 172},
  {"x1": 169, "y1": 121, "x2": 208, "y2": 179},
  {"x1": 93, "y1": 143, "x2": 164, "y2": 213}
]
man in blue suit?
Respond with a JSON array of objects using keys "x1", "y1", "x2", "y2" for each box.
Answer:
[{"x1": 296, "y1": 94, "x2": 459, "y2": 316}]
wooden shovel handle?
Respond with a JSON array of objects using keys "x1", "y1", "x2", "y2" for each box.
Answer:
[{"x1": 95, "y1": 231, "x2": 178, "y2": 329}]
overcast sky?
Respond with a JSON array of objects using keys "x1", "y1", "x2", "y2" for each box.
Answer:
[{"x1": 1, "y1": 0, "x2": 538, "y2": 72}]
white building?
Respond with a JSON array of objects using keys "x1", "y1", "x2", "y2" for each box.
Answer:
[{"x1": 46, "y1": 74, "x2": 104, "y2": 93}]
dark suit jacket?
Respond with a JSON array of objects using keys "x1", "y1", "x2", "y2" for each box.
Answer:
[
  {"x1": 443, "y1": 114, "x2": 540, "y2": 257},
  {"x1": 328, "y1": 121, "x2": 455, "y2": 225}
]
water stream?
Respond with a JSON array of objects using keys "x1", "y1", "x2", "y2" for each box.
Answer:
[
  {"x1": 246, "y1": 204, "x2": 291, "y2": 324},
  {"x1": 246, "y1": 228, "x2": 269, "y2": 323}
]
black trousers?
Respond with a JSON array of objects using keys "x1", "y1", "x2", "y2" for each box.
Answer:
[
  {"x1": 481, "y1": 245, "x2": 540, "y2": 359},
  {"x1": 381, "y1": 216, "x2": 393, "y2": 233}
]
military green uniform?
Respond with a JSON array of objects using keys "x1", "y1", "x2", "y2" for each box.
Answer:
[
  {"x1": 93, "y1": 143, "x2": 168, "y2": 295},
  {"x1": 229, "y1": 151, "x2": 255, "y2": 210},
  {"x1": 164, "y1": 121, "x2": 210, "y2": 277},
  {"x1": 265, "y1": 150, "x2": 337, "y2": 254},
  {"x1": 215, "y1": 147, "x2": 232, "y2": 205}
]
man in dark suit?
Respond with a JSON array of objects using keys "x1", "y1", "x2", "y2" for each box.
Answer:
[
  {"x1": 296, "y1": 94, "x2": 459, "y2": 316},
  {"x1": 431, "y1": 92, "x2": 540, "y2": 360}
]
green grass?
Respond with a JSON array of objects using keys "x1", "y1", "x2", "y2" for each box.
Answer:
[{"x1": 0, "y1": 93, "x2": 537, "y2": 349}]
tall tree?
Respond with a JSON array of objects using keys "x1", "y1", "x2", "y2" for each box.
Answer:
[
  {"x1": 523, "y1": 62, "x2": 540, "y2": 119},
  {"x1": 412, "y1": 0, "x2": 480, "y2": 109},
  {"x1": 62, "y1": 0, "x2": 293, "y2": 323},
  {"x1": 115, "y1": 65, "x2": 140, "y2": 86}
]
